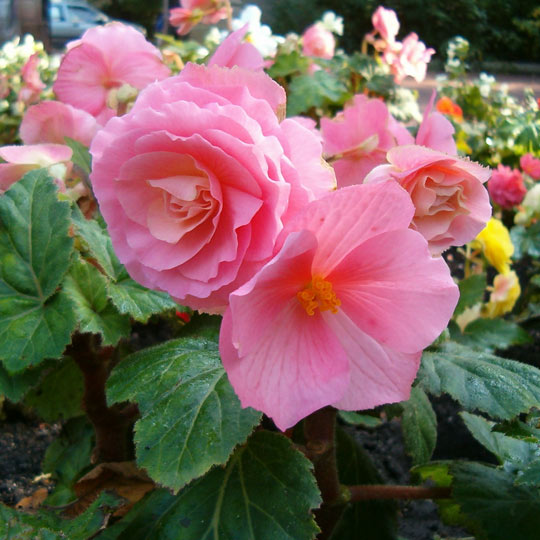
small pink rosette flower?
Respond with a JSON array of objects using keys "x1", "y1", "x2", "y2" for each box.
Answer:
[
  {"x1": 20, "y1": 101, "x2": 100, "y2": 147},
  {"x1": 389, "y1": 33, "x2": 435, "y2": 83},
  {"x1": 488, "y1": 164, "x2": 527, "y2": 208},
  {"x1": 53, "y1": 22, "x2": 170, "y2": 122},
  {"x1": 364, "y1": 145, "x2": 491, "y2": 253},
  {"x1": 302, "y1": 23, "x2": 336, "y2": 60},
  {"x1": 321, "y1": 94, "x2": 413, "y2": 186},
  {"x1": 220, "y1": 182, "x2": 459, "y2": 430},
  {"x1": 90, "y1": 63, "x2": 335, "y2": 311},
  {"x1": 520, "y1": 153, "x2": 540, "y2": 180},
  {"x1": 170, "y1": 0, "x2": 229, "y2": 34},
  {"x1": 18, "y1": 53, "x2": 45, "y2": 105}
]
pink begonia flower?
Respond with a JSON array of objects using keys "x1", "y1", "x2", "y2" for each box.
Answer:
[
  {"x1": 220, "y1": 182, "x2": 459, "y2": 430},
  {"x1": 170, "y1": 0, "x2": 228, "y2": 34},
  {"x1": 488, "y1": 164, "x2": 527, "y2": 208},
  {"x1": 415, "y1": 91, "x2": 457, "y2": 155},
  {"x1": 372, "y1": 6, "x2": 399, "y2": 43},
  {"x1": 321, "y1": 94, "x2": 413, "y2": 186},
  {"x1": 364, "y1": 145, "x2": 491, "y2": 254},
  {"x1": 388, "y1": 33, "x2": 435, "y2": 84},
  {"x1": 520, "y1": 153, "x2": 540, "y2": 180},
  {"x1": 208, "y1": 24, "x2": 264, "y2": 71},
  {"x1": 302, "y1": 23, "x2": 336, "y2": 60},
  {"x1": 90, "y1": 63, "x2": 335, "y2": 311},
  {"x1": 53, "y1": 22, "x2": 170, "y2": 122},
  {"x1": 18, "y1": 53, "x2": 45, "y2": 105},
  {"x1": 20, "y1": 101, "x2": 100, "y2": 147},
  {"x1": 0, "y1": 144, "x2": 72, "y2": 193}
]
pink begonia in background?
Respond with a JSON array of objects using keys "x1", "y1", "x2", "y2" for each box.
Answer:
[
  {"x1": 169, "y1": 0, "x2": 229, "y2": 35},
  {"x1": 20, "y1": 101, "x2": 100, "y2": 147},
  {"x1": 90, "y1": 63, "x2": 335, "y2": 312},
  {"x1": 0, "y1": 144, "x2": 72, "y2": 193},
  {"x1": 364, "y1": 145, "x2": 491, "y2": 254},
  {"x1": 53, "y1": 23, "x2": 170, "y2": 123},
  {"x1": 18, "y1": 53, "x2": 45, "y2": 105},
  {"x1": 302, "y1": 23, "x2": 336, "y2": 60},
  {"x1": 321, "y1": 94, "x2": 412, "y2": 186},
  {"x1": 520, "y1": 153, "x2": 540, "y2": 180},
  {"x1": 220, "y1": 182, "x2": 459, "y2": 430},
  {"x1": 387, "y1": 33, "x2": 435, "y2": 83},
  {"x1": 208, "y1": 24, "x2": 264, "y2": 71},
  {"x1": 488, "y1": 164, "x2": 527, "y2": 208},
  {"x1": 371, "y1": 6, "x2": 399, "y2": 43}
]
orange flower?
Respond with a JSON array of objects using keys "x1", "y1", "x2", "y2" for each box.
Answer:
[{"x1": 436, "y1": 96, "x2": 463, "y2": 121}]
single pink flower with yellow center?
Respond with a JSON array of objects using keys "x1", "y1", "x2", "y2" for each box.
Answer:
[{"x1": 220, "y1": 182, "x2": 459, "y2": 430}]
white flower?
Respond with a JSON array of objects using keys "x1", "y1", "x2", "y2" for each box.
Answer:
[{"x1": 321, "y1": 11, "x2": 343, "y2": 36}]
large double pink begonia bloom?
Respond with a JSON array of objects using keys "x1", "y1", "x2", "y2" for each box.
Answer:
[
  {"x1": 53, "y1": 23, "x2": 170, "y2": 122},
  {"x1": 220, "y1": 182, "x2": 459, "y2": 431},
  {"x1": 90, "y1": 63, "x2": 335, "y2": 311},
  {"x1": 20, "y1": 101, "x2": 100, "y2": 147},
  {"x1": 321, "y1": 94, "x2": 413, "y2": 186},
  {"x1": 364, "y1": 146, "x2": 491, "y2": 254}
]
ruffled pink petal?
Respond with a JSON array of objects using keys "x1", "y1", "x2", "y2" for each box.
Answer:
[
  {"x1": 0, "y1": 144, "x2": 72, "y2": 166},
  {"x1": 329, "y1": 228, "x2": 459, "y2": 353},
  {"x1": 416, "y1": 92, "x2": 457, "y2": 155},
  {"x1": 209, "y1": 24, "x2": 264, "y2": 71},
  {"x1": 280, "y1": 182, "x2": 415, "y2": 274}
]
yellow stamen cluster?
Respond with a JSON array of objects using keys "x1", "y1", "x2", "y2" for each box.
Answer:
[{"x1": 297, "y1": 276, "x2": 341, "y2": 316}]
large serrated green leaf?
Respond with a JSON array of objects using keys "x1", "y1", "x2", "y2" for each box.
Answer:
[
  {"x1": 64, "y1": 137, "x2": 91, "y2": 176},
  {"x1": 24, "y1": 358, "x2": 84, "y2": 421},
  {"x1": 106, "y1": 273, "x2": 177, "y2": 323},
  {"x1": 455, "y1": 318, "x2": 532, "y2": 352},
  {"x1": 460, "y1": 412, "x2": 538, "y2": 467},
  {"x1": 107, "y1": 336, "x2": 261, "y2": 492},
  {"x1": 330, "y1": 427, "x2": 398, "y2": 540},
  {"x1": 62, "y1": 255, "x2": 130, "y2": 346},
  {"x1": 511, "y1": 222, "x2": 540, "y2": 259},
  {"x1": 401, "y1": 386, "x2": 437, "y2": 466},
  {"x1": 452, "y1": 462, "x2": 540, "y2": 540},
  {"x1": 0, "y1": 362, "x2": 46, "y2": 402},
  {"x1": 99, "y1": 431, "x2": 321, "y2": 540},
  {"x1": 0, "y1": 170, "x2": 75, "y2": 371},
  {"x1": 417, "y1": 342, "x2": 540, "y2": 420}
]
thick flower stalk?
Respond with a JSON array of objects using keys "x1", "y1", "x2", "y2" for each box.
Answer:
[{"x1": 220, "y1": 182, "x2": 459, "y2": 430}]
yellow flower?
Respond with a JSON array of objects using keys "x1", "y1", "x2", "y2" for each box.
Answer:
[
  {"x1": 472, "y1": 218, "x2": 514, "y2": 274},
  {"x1": 485, "y1": 271, "x2": 521, "y2": 318}
]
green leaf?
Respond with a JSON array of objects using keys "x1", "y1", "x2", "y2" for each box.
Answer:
[
  {"x1": 0, "y1": 170, "x2": 75, "y2": 371},
  {"x1": 64, "y1": 137, "x2": 91, "y2": 176},
  {"x1": 106, "y1": 273, "x2": 177, "y2": 323},
  {"x1": 511, "y1": 222, "x2": 540, "y2": 259},
  {"x1": 287, "y1": 71, "x2": 348, "y2": 116},
  {"x1": 330, "y1": 427, "x2": 398, "y2": 540},
  {"x1": 70, "y1": 205, "x2": 122, "y2": 280},
  {"x1": 411, "y1": 461, "x2": 463, "y2": 525},
  {"x1": 107, "y1": 336, "x2": 261, "y2": 491},
  {"x1": 24, "y1": 358, "x2": 84, "y2": 421},
  {"x1": 97, "y1": 431, "x2": 321, "y2": 540},
  {"x1": 338, "y1": 410, "x2": 382, "y2": 428},
  {"x1": 267, "y1": 50, "x2": 310, "y2": 78},
  {"x1": 42, "y1": 417, "x2": 94, "y2": 505},
  {"x1": 400, "y1": 386, "x2": 437, "y2": 466},
  {"x1": 455, "y1": 318, "x2": 532, "y2": 352},
  {"x1": 454, "y1": 273, "x2": 486, "y2": 316},
  {"x1": 460, "y1": 412, "x2": 538, "y2": 467},
  {"x1": 516, "y1": 458, "x2": 540, "y2": 486},
  {"x1": 417, "y1": 341, "x2": 540, "y2": 420},
  {"x1": 0, "y1": 362, "x2": 46, "y2": 402},
  {"x1": 62, "y1": 255, "x2": 130, "y2": 346},
  {"x1": 452, "y1": 462, "x2": 540, "y2": 540}
]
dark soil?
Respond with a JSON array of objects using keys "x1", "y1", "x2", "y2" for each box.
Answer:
[
  {"x1": 350, "y1": 394, "x2": 493, "y2": 540},
  {"x1": 0, "y1": 404, "x2": 59, "y2": 506}
]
